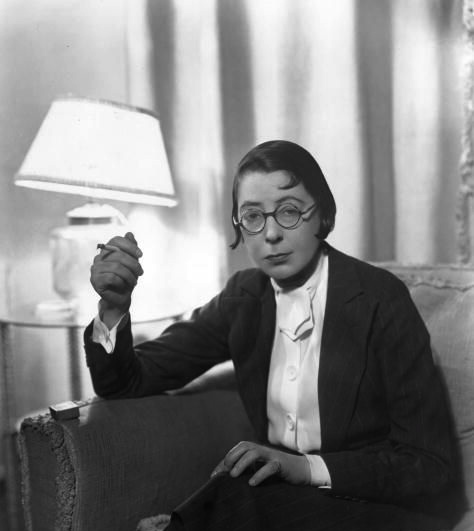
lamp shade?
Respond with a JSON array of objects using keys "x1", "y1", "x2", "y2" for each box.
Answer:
[{"x1": 15, "y1": 97, "x2": 177, "y2": 207}]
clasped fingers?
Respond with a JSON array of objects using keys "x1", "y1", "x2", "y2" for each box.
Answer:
[
  {"x1": 94, "y1": 247, "x2": 144, "y2": 278},
  {"x1": 90, "y1": 233, "x2": 145, "y2": 310},
  {"x1": 106, "y1": 232, "x2": 143, "y2": 259}
]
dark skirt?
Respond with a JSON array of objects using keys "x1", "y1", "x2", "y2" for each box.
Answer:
[{"x1": 166, "y1": 472, "x2": 448, "y2": 531}]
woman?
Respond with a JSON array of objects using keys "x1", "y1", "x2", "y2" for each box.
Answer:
[{"x1": 86, "y1": 141, "x2": 454, "y2": 530}]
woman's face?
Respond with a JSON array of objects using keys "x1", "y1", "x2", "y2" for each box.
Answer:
[{"x1": 237, "y1": 170, "x2": 321, "y2": 282}]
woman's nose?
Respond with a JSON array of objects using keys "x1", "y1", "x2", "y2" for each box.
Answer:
[{"x1": 264, "y1": 216, "x2": 283, "y2": 242}]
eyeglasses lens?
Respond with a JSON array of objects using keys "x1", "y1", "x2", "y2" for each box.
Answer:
[
  {"x1": 241, "y1": 211, "x2": 265, "y2": 232},
  {"x1": 241, "y1": 206, "x2": 301, "y2": 233}
]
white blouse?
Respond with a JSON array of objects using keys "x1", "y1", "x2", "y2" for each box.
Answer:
[{"x1": 268, "y1": 250, "x2": 331, "y2": 486}]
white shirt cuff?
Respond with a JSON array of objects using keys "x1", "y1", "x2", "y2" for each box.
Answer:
[
  {"x1": 304, "y1": 454, "x2": 332, "y2": 488},
  {"x1": 91, "y1": 310, "x2": 127, "y2": 354}
]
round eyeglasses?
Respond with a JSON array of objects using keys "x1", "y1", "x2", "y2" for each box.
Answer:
[{"x1": 234, "y1": 203, "x2": 318, "y2": 235}]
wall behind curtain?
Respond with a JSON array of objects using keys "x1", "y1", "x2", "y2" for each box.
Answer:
[{"x1": 135, "y1": 0, "x2": 463, "y2": 276}]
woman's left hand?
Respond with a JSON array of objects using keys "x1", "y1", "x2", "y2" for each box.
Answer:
[{"x1": 211, "y1": 441, "x2": 310, "y2": 487}]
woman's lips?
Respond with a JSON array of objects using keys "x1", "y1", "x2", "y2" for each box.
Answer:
[{"x1": 264, "y1": 252, "x2": 291, "y2": 264}]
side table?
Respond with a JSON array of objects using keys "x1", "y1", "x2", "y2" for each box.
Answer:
[{"x1": 0, "y1": 302, "x2": 184, "y2": 531}]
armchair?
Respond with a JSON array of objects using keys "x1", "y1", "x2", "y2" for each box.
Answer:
[{"x1": 18, "y1": 263, "x2": 474, "y2": 531}]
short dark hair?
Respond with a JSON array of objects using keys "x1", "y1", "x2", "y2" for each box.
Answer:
[{"x1": 230, "y1": 140, "x2": 336, "y2": 249}]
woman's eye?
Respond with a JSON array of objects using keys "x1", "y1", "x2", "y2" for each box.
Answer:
[
  {"x1": 243, "y1": 210, "x2": 261, "y2": 221},
  {"x1": 280, "y1": 206, "x2": 299, "y2": 217}
]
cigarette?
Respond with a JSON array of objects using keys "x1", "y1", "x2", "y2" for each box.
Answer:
[{"x1": 97, "y1": 243, "x2": 118, "y2": 252}]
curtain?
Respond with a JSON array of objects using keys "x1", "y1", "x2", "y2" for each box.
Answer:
[
  {"x1": 126, "y1": 0, "x2": 463, "y2": 302},
  {"x1": 125, "y1": 0, "x2": 228, "y2": 309}
]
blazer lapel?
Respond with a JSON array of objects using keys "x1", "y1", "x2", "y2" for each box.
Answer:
[
  {"x1": 226, "y1": 274, "x2": 276, "y2": 443},
  {"x1": 249, "y1": 285, "x2": 275, "y2": 442},
  {"x1": 319, "y1": 247, "x2": 367, "y2": 452}
]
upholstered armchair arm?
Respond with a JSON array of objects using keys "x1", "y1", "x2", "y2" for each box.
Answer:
[{"x1": 19, "y1": 384, "x2": 253, "y2": 531}]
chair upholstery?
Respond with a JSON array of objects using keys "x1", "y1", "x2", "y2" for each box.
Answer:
[
  {"x1": 376, "y1": 264, "x2": 474, "y2": 531},
  {"x1": 17, "y1": 264, "x2": 474, "y2": 531}
]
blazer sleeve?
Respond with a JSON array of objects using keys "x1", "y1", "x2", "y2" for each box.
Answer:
[
  {"x1": 321, "y1": 278, "x2": 454, "y2": 502},
  {"x1": 84, "y1": 282, "x2": 232, "y2": 399}
]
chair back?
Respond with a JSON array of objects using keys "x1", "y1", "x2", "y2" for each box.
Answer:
[{"x1": 379, "y1": 263, "x2": 474, "y2": 531}]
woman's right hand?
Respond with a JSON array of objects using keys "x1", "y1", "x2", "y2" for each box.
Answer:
[{"x1": 90, "y1": 232, "x2": 144, "y2": 316}]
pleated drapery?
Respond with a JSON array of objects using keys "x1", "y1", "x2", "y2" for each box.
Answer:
[{"x1": 125, "y1": 0, "x2": 463, "y2": 301}]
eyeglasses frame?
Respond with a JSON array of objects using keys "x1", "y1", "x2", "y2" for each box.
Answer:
[{"x1": 233, "y1": 203, "x2": 318, "y2": 235}]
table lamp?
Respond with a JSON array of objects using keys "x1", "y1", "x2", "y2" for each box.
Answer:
[{"x1": 15, "y1": 97, "x2": 177, "y2": 316}]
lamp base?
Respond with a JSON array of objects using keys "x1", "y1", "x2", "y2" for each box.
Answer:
[{"x1": 50, "y1": 202, "x2": 126, "y2": 309}]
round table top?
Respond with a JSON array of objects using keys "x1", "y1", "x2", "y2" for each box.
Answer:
[{"x1": 0, "y1": 299, "x2": 185, "y2": 329}]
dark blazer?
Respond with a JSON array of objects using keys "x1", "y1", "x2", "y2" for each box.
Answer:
[{"x1": 85, "y1": 244, "x2": 453, "y2": 506}]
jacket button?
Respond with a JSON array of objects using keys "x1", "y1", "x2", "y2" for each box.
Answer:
[
  {"x1": 286, "y1": 413, "x2": 296, "y2": 431},
  {"x1": 287, "y1": 365, "x2": 298, "y2": 381}
]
